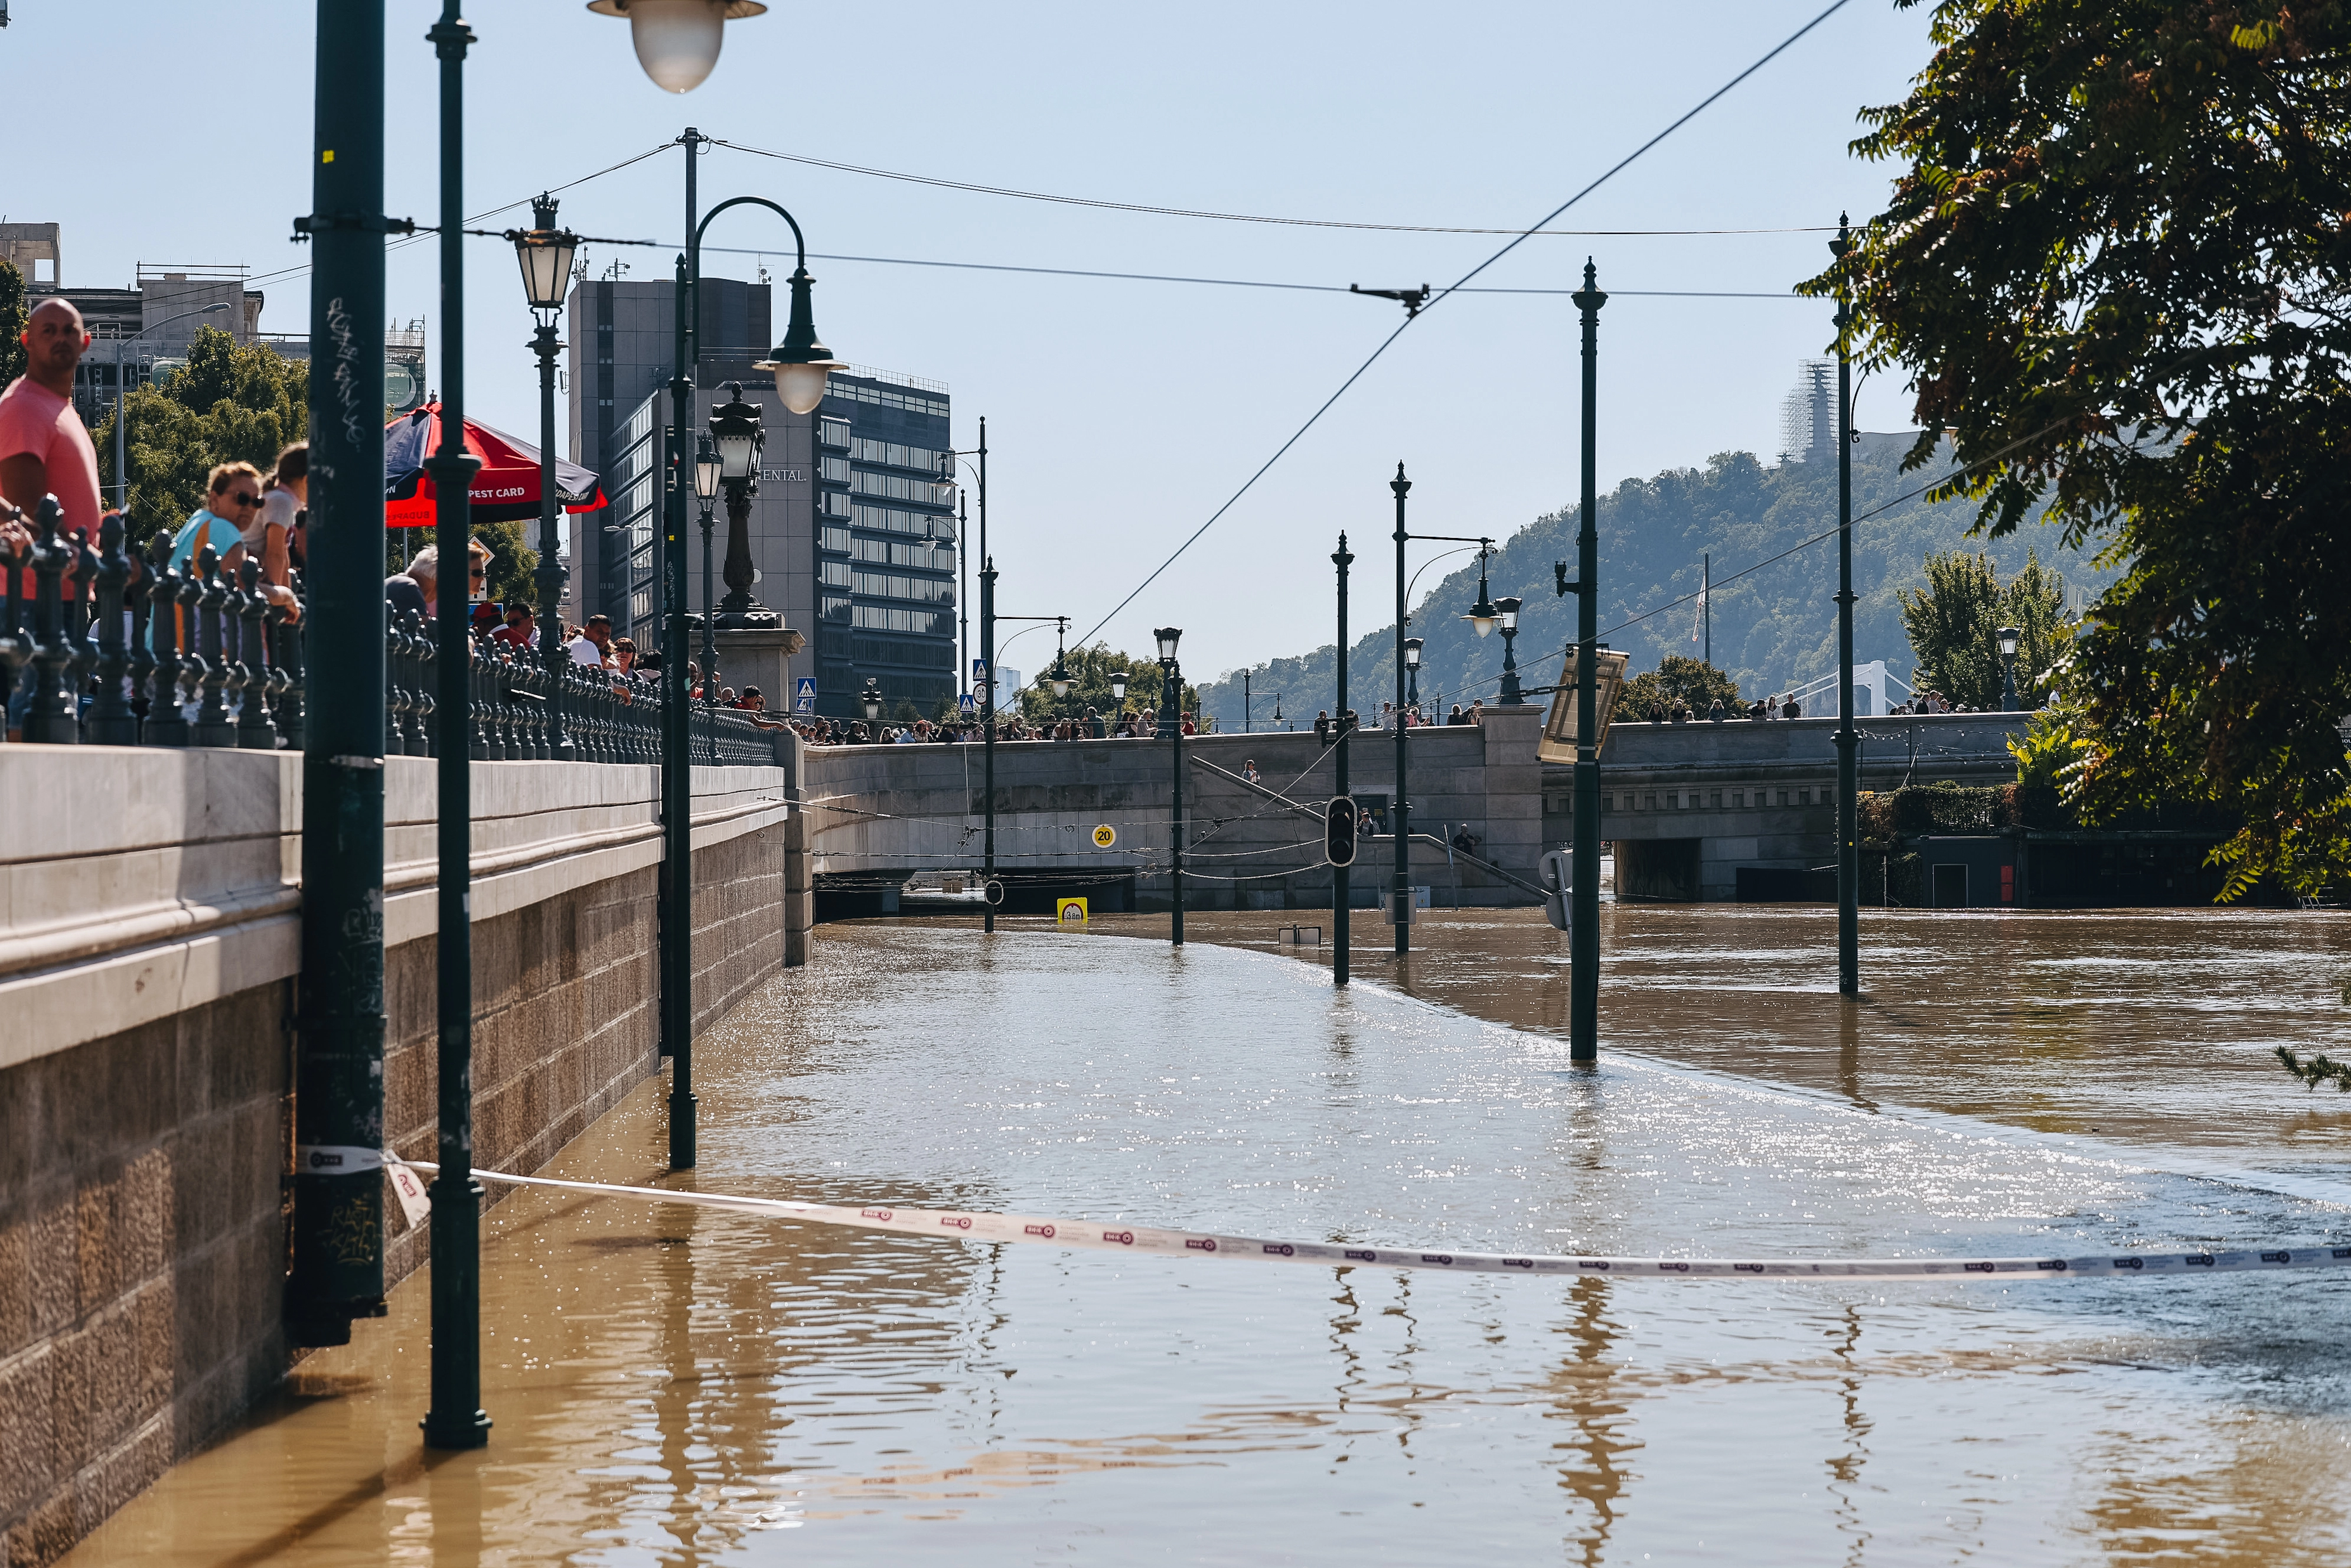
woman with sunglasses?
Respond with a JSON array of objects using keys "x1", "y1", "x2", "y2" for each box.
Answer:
[{"x1": 164, "y1": 461, "x2": 263, "y2": 576}]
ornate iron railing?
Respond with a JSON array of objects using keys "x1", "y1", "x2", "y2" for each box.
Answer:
[{"x1": 1, "y1": 495, "x2": 780, "y2": 766}]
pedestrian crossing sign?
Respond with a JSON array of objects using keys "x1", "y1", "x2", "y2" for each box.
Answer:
[
  {"x1": 793, "y1": 676, "x2": 817, "y2": 714},
  {"x1": 1056, "y1": 898, "x2": 1088, "y2": 924}
]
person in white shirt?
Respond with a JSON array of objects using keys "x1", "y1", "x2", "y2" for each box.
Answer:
[
  {"x1": 249, "y1": 442, "x2": 305, "y2": 588},
  {"x1": 568, "y1": 614, "x2": 612, "y2": 667}
]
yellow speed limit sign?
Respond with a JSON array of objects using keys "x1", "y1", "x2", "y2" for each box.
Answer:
[{"x1": 1091, "y1": 823, "x2": 1117, "y2": 849}]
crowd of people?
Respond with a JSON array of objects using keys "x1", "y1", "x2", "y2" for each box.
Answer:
[
  {"x1": 1629, "y1": 685, "x2": 1988, "y2": 722},
  {"x1": 789, "y1": 703, "x2": 1205, "y2": 746}
]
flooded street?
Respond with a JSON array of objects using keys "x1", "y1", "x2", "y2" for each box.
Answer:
[{"x1": 68, "y1": 907, "x2": 2351, "y2": 1565}]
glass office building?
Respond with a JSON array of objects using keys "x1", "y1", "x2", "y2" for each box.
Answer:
[{"x1": 567, "y1": 276, "x2": 958, "y2": 718}]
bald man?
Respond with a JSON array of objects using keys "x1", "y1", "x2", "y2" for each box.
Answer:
[{"x1": 1, "y1": 296, "x2": 104, "y2": 582}]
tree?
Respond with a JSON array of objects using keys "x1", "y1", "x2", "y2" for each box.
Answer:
[
  {"x1": 96, "y1": 325, "x2": 307, "y2": 547},
  {"x1": 1818, "y1": 1, "x2": 2351, "y2": 897},
  {"x1": 0, "y1": 257, "x2": 25, "y2": 389},
  {"x1": 1897, "y1": 548, "x2": 2070, "y2": 709},
  {"x1": 1017, "y1": 640, "x2": 1200, "y2": 726},
  {"x1": 1619, "y1": 655, "x2": 1740, "y2": 719}
]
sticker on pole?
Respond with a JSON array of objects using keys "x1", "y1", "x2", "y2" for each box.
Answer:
[
  {"x1": 1091, "y1": 823, "x2": 1117, "y2": 849},
  {"x1": 1057, "y1": 897, "x2": 1089, "y2": 924},
  {"x1": 793, "y1": 676, "x2": 817, "y2": 715},
  {"x1": 387, "y1": 1162, "x2": 433, "y2": 1228}
]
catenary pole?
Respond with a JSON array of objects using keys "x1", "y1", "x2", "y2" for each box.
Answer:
[
  {"x1": 1332, "y1": 532, "x2": 1352, "y2": 985},
  {"x1": 1832, "y1": 214, "x2": 1859, "y2": 996},
  {"x1": 289, "y1": 0, "x2": 389, "y2": 1352},
  {"x1": 420, "y1": 0, "x2": 490, "y2": 1450},
  {"x1": 1570, "y1": 260, "x2": 1606, "y2": 1062},
  {"x1": 1391, "y1": 467, "x2": 1411, "y2": 956},
  {"x1": 663, "y1": 128, "x2": 705, "y2": 1169}
]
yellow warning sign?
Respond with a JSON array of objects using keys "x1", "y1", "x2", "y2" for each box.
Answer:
[
  {"x1": 1056, "y1": 897, "x2": 1089, "y2": 924},
  {"x1": 1091, "y1": 824, "x2": 1117, "y2": 849}
]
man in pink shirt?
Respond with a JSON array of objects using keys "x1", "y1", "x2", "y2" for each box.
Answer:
[{"x1": 0, "y1": 297, "x2": 105, "y2": 596}]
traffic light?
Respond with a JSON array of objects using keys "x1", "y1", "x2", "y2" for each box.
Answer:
[{"x1": 1325, "y1": 796, "x2": 1358, "y2": 867}]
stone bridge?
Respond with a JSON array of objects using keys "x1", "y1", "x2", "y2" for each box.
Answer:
[
  {"x1": 799, "y1": 709, "x2": 2030, "y2": 909},
  {"x1": 797, "y1": 708, "x2": 1550, "y2": 912},
  {"x1": 1544, "y1": 713, "x2": 2026, "y2": 899}
]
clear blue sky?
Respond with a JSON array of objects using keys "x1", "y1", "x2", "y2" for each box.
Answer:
[{"x1": 7, "y1": 1, "x2": 1935, "y2": 676}]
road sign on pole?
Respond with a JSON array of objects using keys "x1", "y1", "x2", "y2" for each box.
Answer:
[
  {"x1": 959, "y1": 692, "x2": 977, "y2": 715},
  {"x1": 793, "y1": 677, "x2": 817, "y2": 714}
]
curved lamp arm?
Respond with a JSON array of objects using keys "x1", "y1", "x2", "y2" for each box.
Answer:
[
  {"x1": 1404, "y1": 544, "x2": 1481, "y2": 614},
  {"x1": 691, "y1": 194, "x2": 807, "y2": 272}
]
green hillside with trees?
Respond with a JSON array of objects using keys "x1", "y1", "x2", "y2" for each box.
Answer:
[{"x1": 1194, "y1": 433, "x2": 2114, "y2": 732}]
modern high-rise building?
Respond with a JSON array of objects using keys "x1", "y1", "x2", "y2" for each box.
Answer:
[{"x1": 565, "y1": 276, "x2": 957, "y2": 719}]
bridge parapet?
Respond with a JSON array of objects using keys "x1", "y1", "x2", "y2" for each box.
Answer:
[{"x1": 1539, "y1": 712, "x2": 2030, "y2": 898}]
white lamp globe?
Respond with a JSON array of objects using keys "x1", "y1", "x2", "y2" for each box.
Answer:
[{"x1": 588, "y1": 0, "x2": 766, "y2": 95}]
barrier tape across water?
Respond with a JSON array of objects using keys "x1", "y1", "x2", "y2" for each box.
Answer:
[{"x1": 388, "y1": 1158, "x2": 2351, "y2": 1284}]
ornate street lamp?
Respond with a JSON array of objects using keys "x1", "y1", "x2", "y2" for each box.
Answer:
[
  {"x1": 692, "y1": 431, "x2": 721, "y2": 502},
  {"x1": 860, "y1": 678, "x2": 883, "y2": 725},
  {"x1": 513, "y1": 194, "x2": 581, "y2": 763},
  {"x1": 705, "y1": 381, "x2": 772, "y2": 627},
  {"x1": 1496, "y1": 595, "x2": 1525, "y2": 705},
  {"x1": 1110, "y1": 669, "x2": 1128, "y2": 705},
  {"x1": 1998, "y1": 624, "x2": 2022, "y2": 709},
  {"x1": 692, "y1": 431, "x2": 720, "y2": 730},
  {"x1": 587, "y1": 0, "x2": 765, "y2": 94},
  {"x1": 1049, "y1": 616, "x2": 1071, "y2": 701},
  {"x1": 1403, "y1": 635, "x2": 1423, "y2": 714}
]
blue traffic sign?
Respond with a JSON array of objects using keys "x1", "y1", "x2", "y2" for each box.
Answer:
[
  {"x1": 958, "y1": 692, "x2": 977, "y2": 713},
  {"x1": 793, "y1": 676, "x2": 818, "y2": 714}
]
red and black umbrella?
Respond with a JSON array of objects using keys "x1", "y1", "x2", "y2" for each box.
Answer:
[{"x1": 383, "y1": 401, "x2": 607, "y2": 529}]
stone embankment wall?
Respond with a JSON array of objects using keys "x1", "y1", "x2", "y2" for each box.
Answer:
[
  {"x1": 0, "y1": 748, "x2": 801, "y2": 1567},
  {"x1": 798, "y1": 709, "x2": 1545, "y2": 909}
]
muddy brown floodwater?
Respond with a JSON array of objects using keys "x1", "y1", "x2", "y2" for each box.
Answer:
[{"x1": 64, "y1": 905, "x2": 2351, "y2": 1566}]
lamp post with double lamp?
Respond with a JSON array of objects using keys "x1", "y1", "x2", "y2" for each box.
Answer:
[
  {"x1": 109, "y1": 301, "x2": 228, "y2": 510},
  {"x1": 1998, "y1": 625, "x2": 2021, "y2": 710},
  {"x1": 514, "y1": 197, "x2": 579, "y2": 759},
  {"x1": 1155, "y1": 626, "x2": 1185, "y2": 946}
]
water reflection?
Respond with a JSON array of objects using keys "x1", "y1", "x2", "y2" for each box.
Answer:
[
  {"x1": 61, "y1": 913, "x2": 2351, "y2": 1566},
  {"x1": 1549, "y1": 1277, "x2": 1633, "y2": 1564}
]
